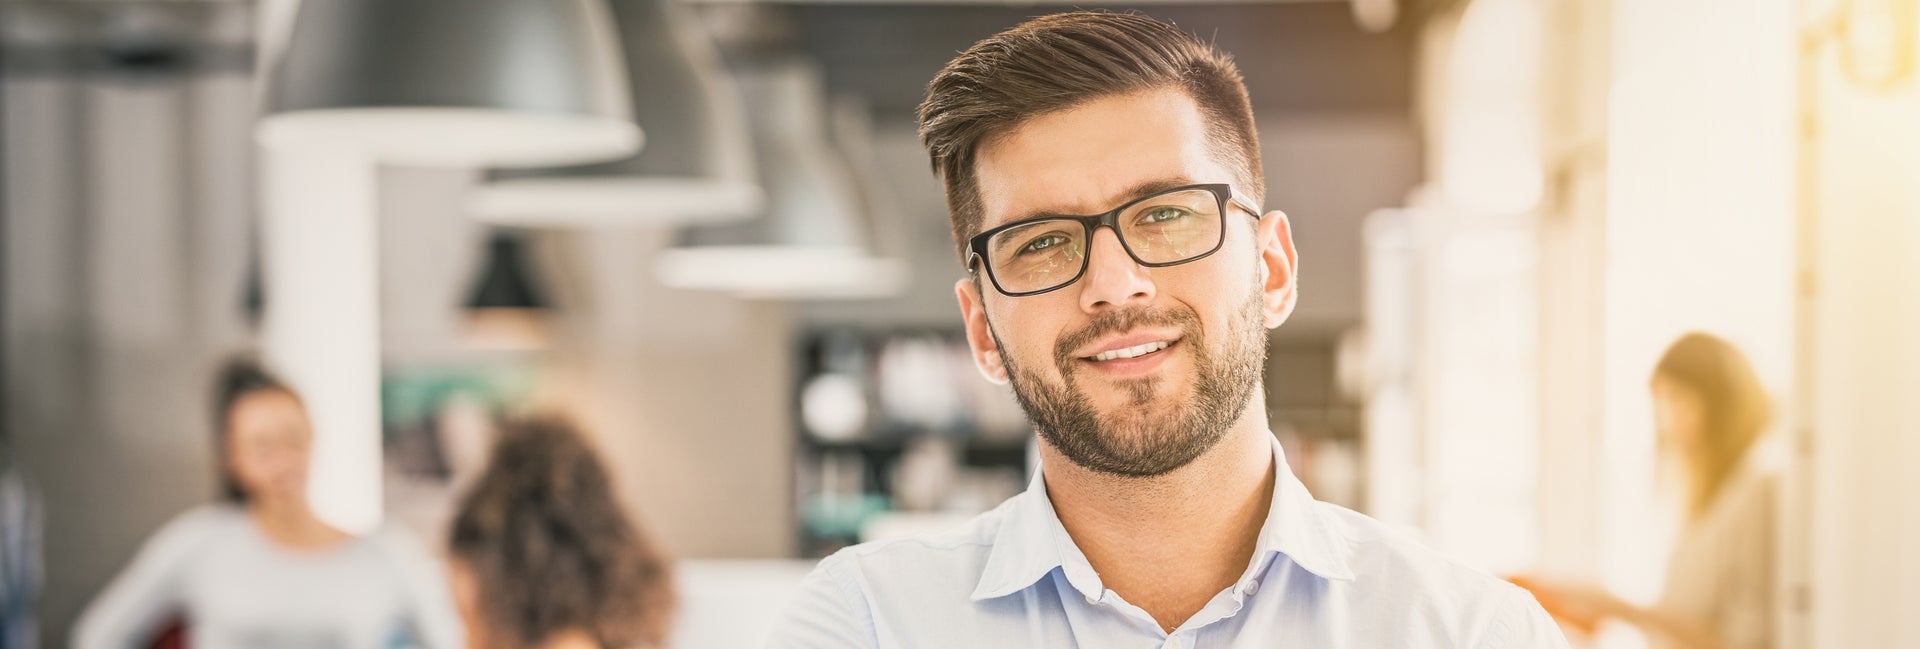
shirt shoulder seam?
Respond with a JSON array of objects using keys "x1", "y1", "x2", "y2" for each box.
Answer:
[
  {"x1": 838, "y1": 519, "x2": 1003, "y2": 561},
  {"x1": 817, "y1": 550, "x2": 883, "y2": 646},
  {"x1": 1476, "y1": 584, "x2": 1533, "y2": 649}
]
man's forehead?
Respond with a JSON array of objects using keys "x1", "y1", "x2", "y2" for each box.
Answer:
[{"x1": 972, "y1": 88, "x2": 1229, "y2": 229}]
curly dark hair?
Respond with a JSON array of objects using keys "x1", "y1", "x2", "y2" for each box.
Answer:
[{"x1": 448, "y1": 415, "x2": 676, "y2": 648}]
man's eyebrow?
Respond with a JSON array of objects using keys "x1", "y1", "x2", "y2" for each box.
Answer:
[{"x1": 1001, "y1": 176, "x2": 1204, "y2": 224}]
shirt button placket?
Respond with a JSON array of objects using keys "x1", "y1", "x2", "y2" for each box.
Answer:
[{"x1": 1164, "y1": 634, "x2": 1185, "y2": 649}]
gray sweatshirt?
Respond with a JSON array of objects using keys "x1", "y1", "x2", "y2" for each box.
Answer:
[{"x1": 72, "y1": 505, "x2": 464, "y2": 649}]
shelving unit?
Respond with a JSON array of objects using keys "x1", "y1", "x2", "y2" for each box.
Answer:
[{"x1": 790, "y1": 327, "x2": 1030, "y2": 557}]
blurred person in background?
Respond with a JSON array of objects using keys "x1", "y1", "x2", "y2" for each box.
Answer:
[
  {"x1": 1518, "y1": 332, "x2": 1780, "y2": 649},
  {"x1": 447, "y1": 415, "x2": 675, "y2": 649},
  {"x1": 72, "y1": 360, "x2": 464, "y2": 649},
  {"x1": 1, "y1": 438, "x2": 41, "y2": 649}
]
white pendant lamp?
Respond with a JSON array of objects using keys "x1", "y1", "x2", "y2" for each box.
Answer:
[
  {"x1": 472, "y1": 0, "x2": 763, "y2": 228},
  {"x1": 655, "y1": 59, "x2": 905, "y2": 300},
  {"x1": 257, "y1": 0, "x2": 639, "y2": 168}
]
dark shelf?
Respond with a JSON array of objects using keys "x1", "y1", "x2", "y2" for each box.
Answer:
[{"x1": 791, "y1": 326, "x2": 1031, "y2": 557}]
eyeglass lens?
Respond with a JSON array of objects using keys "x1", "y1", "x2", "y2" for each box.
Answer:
[{"x1": 983, "y1": 188, "x2": 1224, "y2": 294}]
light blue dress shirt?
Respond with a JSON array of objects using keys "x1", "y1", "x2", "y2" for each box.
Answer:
[{"x1": 768, "y1": 435, "x2": 1571, "y2": 648}]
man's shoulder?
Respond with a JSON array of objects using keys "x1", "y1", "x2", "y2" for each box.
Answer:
[
  {"x1": 1305, "y1": 499, "x2": 1557, "y2": 646},
  {"x1": 1312, "y1": 499, "x2": 1520, "y2": 597},
  {"x1": 811, "y1": 497, "x2": 1014, "y2": 585},
  {"x1": 770, "y1": 500, "x2": 1020, "y2": 647}
]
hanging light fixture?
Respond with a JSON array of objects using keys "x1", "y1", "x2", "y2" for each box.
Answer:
[
  {"x1": 257, "y1": 0, "x2": 639, "y2": 168},
  {"x1": 654, "y1": 59, "x2": 905, "y2": 300},
  {"x1": 463, "y1": 228, "x2": 553, "y2": 351},
  {"x1": 252, "y1": 0, "x2": 636, "y2": 534},
  {"x1": 471, "y1": 0, "x2": 763, "y2": 228},
  {"x1": 1839, "y1": 0, "x2": 1917, "y2": 92},
  {"x1": 242, "y1": 245, "x2": 265, "y2": 328}
]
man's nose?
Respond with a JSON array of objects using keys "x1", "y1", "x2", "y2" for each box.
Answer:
[{"x1": 1077, "y1": 227, "x2": 1155, "y2": 312}]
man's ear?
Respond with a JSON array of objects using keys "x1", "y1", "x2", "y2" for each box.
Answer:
[
  {"x1": 1256, "y1": 210, "x2": 1300, "y2": 329},
  {"x1": 956, "y1": 277, "x2": 1010, "y2": 384}
]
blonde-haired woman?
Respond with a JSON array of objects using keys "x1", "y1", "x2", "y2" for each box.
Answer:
[{"x1": 1520, "y1": 332, "x2": 1779, "y2": 649}]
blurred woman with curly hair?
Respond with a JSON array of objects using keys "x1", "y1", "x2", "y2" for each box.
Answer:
[{"x1": 448, "y1": 415, "x2": 676, "y2": 649}]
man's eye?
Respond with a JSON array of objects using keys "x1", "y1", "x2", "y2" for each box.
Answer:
[
  {"x1": 1138, "y1": 207, "x2": 1192, "y2": 224},
  {"x1": 1020, "y1": 234, "x2": 1070, "y2": 255}
]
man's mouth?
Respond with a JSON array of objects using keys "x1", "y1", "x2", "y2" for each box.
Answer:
[{"x1": 1083, "y1": 339, "x2": 1178, "y2": 362}]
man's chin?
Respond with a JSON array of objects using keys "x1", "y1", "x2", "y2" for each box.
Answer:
[
  {"x1": 1086, "y1": 407, "x2": 1189, "y2": 444},
  {"x1": 1061, "y1": 427, "x2": 1212, "y2": 478},
  {"x1": 1079, "y1": 375, "x2": 1186, "y2": 410}
]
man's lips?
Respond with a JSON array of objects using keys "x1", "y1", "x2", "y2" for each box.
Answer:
[
  {"x1": 1073, "y1": 331, "x2": 1184, "y2": 362},
  {"x1": 1072, "y1": 337, "x2": 1181, "y2": 378}
]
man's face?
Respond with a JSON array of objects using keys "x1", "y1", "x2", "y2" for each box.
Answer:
[{"x1": 955, "y1": 87, "x2": 1299, "y2": 477}]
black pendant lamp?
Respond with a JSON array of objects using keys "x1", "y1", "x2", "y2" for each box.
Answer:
[
  {"x1": 464, "y1": 229, "x2": 552, "y2": 350},
  {"x1": 466, "y1": 229, "x2": 549, "y2": 310}
]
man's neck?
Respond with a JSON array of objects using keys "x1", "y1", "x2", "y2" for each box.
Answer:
[{"x1": 1040, "y1": 409, "x2": 1276, "y2": 633}]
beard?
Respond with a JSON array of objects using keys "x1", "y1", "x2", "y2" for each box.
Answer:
[{"x1": 990, "y1": 283, "x2": 1268, "y2": 477}]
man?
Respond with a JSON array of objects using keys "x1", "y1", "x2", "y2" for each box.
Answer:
[{"x1": 769, "y1": 11, "x2": 1569, "y2": 648}]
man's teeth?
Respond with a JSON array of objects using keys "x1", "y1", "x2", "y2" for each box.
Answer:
[{"x1": 1091, "y1": 341, "x2": 1172, "y2": 362}]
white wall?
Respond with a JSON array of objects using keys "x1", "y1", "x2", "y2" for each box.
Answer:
[
  {"x1": 1430, "y1": 1, "x2": 1805, "y2": 646},
  {"x1": 1261, "y1": 111, "x2": 1423, "y2": 336},
  {"x1": 1801, "y1": 3, "x2": 1920, "y2": 644},
  {"x1": 539, "y1": 228, "x2": 797, "y2": 559},
  {"x1": 1599, "y1": 0, "x2": 1800, "y2": 623}
]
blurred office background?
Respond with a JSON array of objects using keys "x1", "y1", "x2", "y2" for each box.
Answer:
[{"x1": 1, "y1": 0, "x2": 1916, "y2": 647}]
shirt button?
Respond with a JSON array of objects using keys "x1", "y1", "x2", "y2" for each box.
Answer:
[
  {"x1": 1165, "y1": 635, "x2": 1185, "y2": 649},
  {"x1": 1241, "y1": 580, "x2": 1260, "y2": 596}
]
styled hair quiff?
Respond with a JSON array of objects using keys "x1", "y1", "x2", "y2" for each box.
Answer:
[{"x1": 917, "y1": 10, "x2": 1265, "y2": 263}]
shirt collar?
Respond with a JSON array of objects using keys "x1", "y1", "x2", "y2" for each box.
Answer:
[{"x1": 970, "y1": 434, "x2": 1355, "y2": 602}]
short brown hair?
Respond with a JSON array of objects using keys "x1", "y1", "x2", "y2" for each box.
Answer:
[
  {"x1": 449, "y1": 415, "x2": 675, "y2": 648},
  {"x1": 917, "y1": 10, "x2": 1265, "y2": 263}
]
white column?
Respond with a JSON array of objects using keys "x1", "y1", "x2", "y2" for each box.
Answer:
[
  {"x1": 1602, "y1": 0, "x2": 1798, "y2": 619},
  {"x1": 1802, "y1": 5, "x2": 1920, "y2": 643},
  {"x1": 258, "y1": 146, "x2": 383, "y2": 534}
]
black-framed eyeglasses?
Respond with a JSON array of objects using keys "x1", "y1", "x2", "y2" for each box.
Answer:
[{"x1": 966, "y1": 183, "x2": 1262, "y2": 297}]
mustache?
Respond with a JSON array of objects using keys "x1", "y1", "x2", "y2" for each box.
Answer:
[{"x1": 1052, "y1": 305, "x2": 1202, "y2": 367}]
